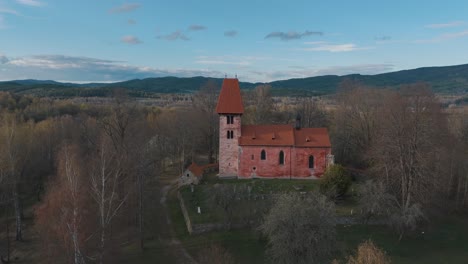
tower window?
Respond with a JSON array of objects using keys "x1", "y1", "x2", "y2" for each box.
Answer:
[
  {"x1": 279, "y1": 151, "x2": 284, "y2": 165},
  {"x1": 261, "y1": 150, "x2": 266, "y2": 160},
  {"x1": 227, "y1": 115, "x2": 234, "y2": 124},
  {"x1": 227, "y1": 130, "x2": 234, "y2": 139},
  {"x1": 251, "y1": 154, "x2": 254, "y2": 160},
  {"x1": 309, "y1": 155, "x2": 315, "y2": 169}
]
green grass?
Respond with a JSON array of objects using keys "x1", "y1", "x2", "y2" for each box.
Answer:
[
  {"x1": 336, "y1": 217, "x2": 468, "y2": 264},
  {"x1": 167, "y1": 178, "x2": 468, "y2": 264},
  {"x1": 168, "y1": 188, "x2": 267, "y2": 263},
  {"x1": 180, "y1": 176, "x2": 322, "y2": 225},
  {"x1": 180, "y1": 229, "x2": 267, "y2": 263},
  {"x1": 202, "y1": 173, "x2": 321, "y2": 193},
  {"x1": 181, "y1": 175, "x2": 358, "y2": 224}
]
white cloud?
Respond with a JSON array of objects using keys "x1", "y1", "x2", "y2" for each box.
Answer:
[
  {"x1": 425, "y1": 21, "x2": 464, "y2": 29},
  {"x1": 0, "y1": 53, "x2": 8, "y2": 64},
  {"x1": 302, "y1": 43, "x2": 372, "y2": 52},
  {"x1": 0, "y1": 54, "x2": 395, "y2": 83},
  {"x1": 414, "y1": 30, "x2": 468, "y2": 43},
  {"x1": 195, "y1": 55, "x2": 269, "y2": 67},
  {"x1": 15, "y1": 0, "x2": 44, "y2": 7},
  {"x1": 121, "y1": 35, "x2": 142, "y2": 45},
  {"x1": 109, "y1": 3, "x2": 140, "y2": 14},
  {"x1": 0, "y1": 15, "x2": 5, "y2": 29},
  {"x1": 0, "y1": 54, "x2": 224, "y2": 82},
  {"x1": 0, "y1": 7, "x2": 20, "y2": 15},
  {"x1": 250, "y1": 64, "x2": 395, "y2": 82}
]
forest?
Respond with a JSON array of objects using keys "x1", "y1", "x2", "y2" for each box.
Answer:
[{"x1": 0, "y1": 80, "x2": 468, "y2": 263}]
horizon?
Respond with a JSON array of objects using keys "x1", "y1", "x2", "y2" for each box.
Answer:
[
  {"x1": 1, "y1": 1, "x2": 468, "y2": 83},
  {"x1": 1, "y1": 62, "x2": 467, "y2": 84}
]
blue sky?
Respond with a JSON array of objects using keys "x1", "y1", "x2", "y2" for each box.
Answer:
[{"x1": 1, "y1": 0, "x2": 468, "y2": 82}]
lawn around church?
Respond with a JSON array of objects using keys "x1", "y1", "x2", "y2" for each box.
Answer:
[{"x1": 171, "y1": 174, "x2": 468, "y2": 263}]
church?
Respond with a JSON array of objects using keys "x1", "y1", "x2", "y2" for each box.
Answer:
[{"x1": 216, "y1": 78, "x2": 334, "y2": 179}]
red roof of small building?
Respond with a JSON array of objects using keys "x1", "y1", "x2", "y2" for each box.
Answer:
[
  {"x1": 216, "y1": 78, "x2": 244, "y2": 114},
  {"x1": 186, "y1": 162, "x2": 219, "y2": 178},
  {"x1": 187, "y1": 162, "x2": 204, "y2": 177},
  {"x1": 239, "y1": 125, "x2": 331, "y2": 148}
]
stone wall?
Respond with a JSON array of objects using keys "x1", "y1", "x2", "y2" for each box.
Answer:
[
  {"x1": 218, "y1": 115, "x2": 241, "y2": 176},
  {"x1": 177, "y1": 191, "x2": 193, "y2": 234}
]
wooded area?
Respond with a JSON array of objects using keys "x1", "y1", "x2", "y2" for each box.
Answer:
[{"x1": 0, "y1": 80, "x2": 468, "y2": 263}]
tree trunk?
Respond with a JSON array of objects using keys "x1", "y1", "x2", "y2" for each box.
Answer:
[
  {"x1": 13, "y1": 186, "x2": 22, "y2": 242},
  {"x1": 138, "y1": 173, "x2": 144, "y2": 251},
  {"x1": 3, "y1": 203, "x2": 11, "y2": 263}
]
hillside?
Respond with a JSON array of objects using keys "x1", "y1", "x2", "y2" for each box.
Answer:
[{"x1": 1, "y1": 63, "x2": 468, "y2": 97}]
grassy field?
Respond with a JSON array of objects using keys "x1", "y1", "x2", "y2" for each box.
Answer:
[
  {"x1": 180, "y1": 175, "x2": 358, "y2": 225},
  {"x1": 170, "y1": 194, "x2": 468, "y2": 264},
  {"x1": 171, "y1": 176, "x2": 468, "y2": 263}
]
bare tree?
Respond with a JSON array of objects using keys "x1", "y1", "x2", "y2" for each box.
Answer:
[
  {"x1": 358, "y1": 180, "x2": 393, "y2": 224},
  {"x1": 212, "y1": 184, "x2": 248, "y2": 229},
  {"x1": 260, "y1": 192, "x2": 336, "y2": 264},
  {"x1": 35, "y1": 144, "x2": 90, "y2": 264},
  {"x1": 89, "y1": 138, "x2": 131, "y2": 264},
  {"x1": 332, "y1": 87, "x2": 384, "y2": 166},
  {"x1": 243, "y1": 85, "x2": 276, "y2": 124},
  {"x1": 369, "y1": 84, "x2": 446, "y2": 239},
  {"x1": 192, "y1": 80, "x2": 220, "y2": 163},
  {"x1": 0, "y1": 114, "x2": 33, "y2": 241},
  {"x1": 296, "y1": 97, "x2": 329, "y2": 128}
]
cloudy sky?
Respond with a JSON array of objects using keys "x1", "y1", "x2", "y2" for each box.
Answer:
[{"x1": 1, "y1": 0, "x2": 468, "y2": 83}]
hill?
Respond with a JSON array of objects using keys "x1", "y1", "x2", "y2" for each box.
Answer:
[{"x1": 1, "y1": 63, "x2": 468, "y2": 97}]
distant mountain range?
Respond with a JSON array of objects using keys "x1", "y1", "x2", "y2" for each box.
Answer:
[{"x1": 1, "y1": 63, "x2": 468, "y2": 97}]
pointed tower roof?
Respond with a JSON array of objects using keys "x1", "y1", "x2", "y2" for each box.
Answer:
[{"x1": 216, "y1": 78, "x2": 244, "y2": 114}]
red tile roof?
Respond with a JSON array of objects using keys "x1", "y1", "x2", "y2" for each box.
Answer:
[
  {"x1": 187, "y1": 162, "x2": 219, "y2": 178},
  {"x1": 239, "y1": 125, "x2": 331, "y2": 147},
  {"x1": 240, "y1": 125, "x2": 294, "y2": 146},
  {"x1": 293, "y1": 128, "x2": 331, "y2": 147},
  {"x1": 187, "y1": 162, "x2": 204, "y2": 177},
  {"x1": 216, "y1": 78, "x2": 244, "y2": 114}
]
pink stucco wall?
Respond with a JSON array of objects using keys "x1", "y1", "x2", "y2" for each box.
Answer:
[{"x1": 237, "y1": 145, "x2": 331, "y2": 178}]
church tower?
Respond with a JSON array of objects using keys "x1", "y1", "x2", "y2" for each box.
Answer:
[{"x1": 216, "y1": 78, "x2": 244, "y2": 177}]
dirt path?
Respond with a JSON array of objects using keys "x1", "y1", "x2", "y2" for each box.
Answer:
[{"x1": 156, "y1": 178, "x2": 197, "y2": 264}]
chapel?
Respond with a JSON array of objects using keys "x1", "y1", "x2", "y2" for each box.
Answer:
[{"x1": 216, "y1": 78, "x2": 333, "y2": 179}]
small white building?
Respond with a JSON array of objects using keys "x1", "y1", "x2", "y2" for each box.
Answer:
[{"x1": 179, "y1": 163, "x2": 204, "y2": 186}]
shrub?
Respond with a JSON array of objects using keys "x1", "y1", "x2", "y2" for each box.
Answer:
[
  {"x1": 347, "y1": 240, "x2": 391, "y2": 264},
  {"x1": 319, "y1": 164, "x2": 352, "y2": 199}
]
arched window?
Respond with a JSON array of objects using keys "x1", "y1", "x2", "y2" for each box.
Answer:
[
  {"x1": 279, "y1": 151, "x2": 284, "y2": 165},
  {"x1": 230, "y1": 130, "x2": 234, "y2": 139},
  {"x1": 308, "y1": 155, "x2": 314, "y2": 169},
  {"x1": 261, "y1": 150, "x2": 266, "y2": 160},
  {"x1": 227, "y1": 130, "x2": 230, "y2": 139}
]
